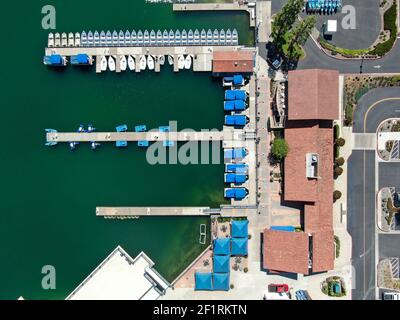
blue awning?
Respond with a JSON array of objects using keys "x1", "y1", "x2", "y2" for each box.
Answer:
[
  {"x1": 195, "y1": 272, "x2": 213, "y2": 291},
  {"x1": 233, "y1": 75, "x2": 244, "y2": 86},
  {"x1": 231, "y1": 238, "x2": 248, "y2": 256},
  {"x1": 50, "y1": 54, "x2": 62, "y2": 64},
  {"x1": 270, "y1": 226, "x2": 295, "y2": 232},
  {"x1": 224, "y1": 173, "x2": 247, "y2": 184},
  {"x1": 224, "y1": 101, "x2": 235, "y2": 111},
  {"x1": 224, "y1": 115, "x2": 246, "y2": 126},
  {"x1": 224, "y1": 148, "x2": 247, "y2": 159},
  {"x1": 213, "y1": 238, "x2": 231, "y2": 255},
  {"x1": 234, "y1": 90, "x2": 246, "y2": 101},
  {"x1": 213, "y1": 273, "x2": 230, "y2": 291},
  {"x1": 225, "y1": 90, "x2": 236, "y2": 100},
  {"x1": 213, "y1": 255, "x2": 230, "y2": 273},
  {"x1": 234, "y1": 100, "x2": 246, "y2": 110},
  {"x1": 224, "y1": 188, "x2": 247, "y2": 200},
  {"x1": 225, "y1": 163, "x2": 248, "y2": 174},
  {"x1": 231, "y1": 220, "x2": 249, "y2": 238}
]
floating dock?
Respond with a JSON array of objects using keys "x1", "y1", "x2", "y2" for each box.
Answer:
[
  {"x1": 96, "y1": 207, "x2": 211, "y2": 217},
  {"x1": 173, "y1": 3, "x2": 256, "y2": 27},
  {"x1": 46, "y1": 129, "x2": 243, "y2": 143}
]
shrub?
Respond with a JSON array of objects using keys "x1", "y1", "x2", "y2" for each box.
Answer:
[
  {"x1": 271, "y1": 138, "x2": 289, "y2": 161},
  {"x1": 334, "y1": 124, "x2": 340, "y2": 140},
  {"x1": 230, "y1": 284, "x2": 234, "y2": 289},
  {"x1": 334, "y1": 166, "x2": 344, "y2": 176},
  {"x1": 335, "y1": 137, "x2": 346, "y2": 147},
  {"x1": 334, "y1": 235, "x2": 340, "y2": 258},
  {"x1": 333, "y1": 190, "x2": 342, "y2": 200},
  {"x1": 370, "y1": 3, "x2": 397, "y2": 56},
  {"x1": 335, "y1": 157, "x2": 345, "y2": 166},
  {"x1": 243, "y1": 267, "x2": 248, "y2": 273}
]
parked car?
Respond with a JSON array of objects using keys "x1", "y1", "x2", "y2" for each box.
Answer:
[
  {"x1": 268, "y1": 283, "x2": 289, "y2": 293},
  {"x1": 383, "y1": 292, "x2": 400, "y2": 300},
  {"x1": 265, "y1": 42, "x2": 283, "y2": 70}
]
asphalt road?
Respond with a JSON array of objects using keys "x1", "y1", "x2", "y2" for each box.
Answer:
[{"x1": 348, "y1": 88, "x2": 400, "y2": 300}]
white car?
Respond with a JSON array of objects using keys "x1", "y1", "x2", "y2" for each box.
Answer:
[{"x1": 383, "y1": 292, "x2": 400, "y2": 300}]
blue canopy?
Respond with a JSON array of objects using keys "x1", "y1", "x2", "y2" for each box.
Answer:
[
  {"x1": 231, "y1": 220, "x2": 249, "y2": 238},
  {"x1": 225, "y1": 115, "x2": 246, "y2": 127},
  {"x1": 213, "y1": 238, "x2": 231, "y2": 255},
  {"x1": 224, "y1": 100, "x2": 245, "y2": 111},
  {"x1": 195, "y1": 272, "x2": 213, "y2": 291},
  {"x1": 224, "y1": 173, "x2": 247, "y2": 184},
  {"x1": 225, "y1": 90, "x2": 246, "y2": 101},
  {"x1": 225, "y1": 163, "x2": 248, "y2": 174},
  {"x1": 213, "y1": 273, "x2": 230, "y2": 291},
  {"x1": 213, "y1": 255, "x2": 230, "y2": 273},
  {"x1": 234, "y1": 100, "x2": 246, "y2": 110},
  {"x1": 224, "y1": 148, "x2": 247, "y2": 159},
  {"x1": 116, "y1": 124, "x2": 128, "y2": 132},
  {"x1": 224, "y1": 101, "x2": 235, "y2": 111},
  {"x1": 71, "y1": 54, "x2": 89, "y2": 64},
  {"x1": 47, "y1": 54, "x2": 62, "y2": 65},
  {"x1": 233, "y1": 75, "x2": 244, "y2": 86},
  {"x1": 224, "y1": 188, "x2": 247, "y2": 200},
  {"x1": 116, "y1": 141, "x2": 127, "y2": 147},
  {"x1": 270, "y1": 225, "x2": 295, "y2": 232},
  {"x1": 231, "y1": 238, "x2": 248, "y2": 256},
  {"x1": 225, "y1": 90, "x2": 236, "y2": 100}
]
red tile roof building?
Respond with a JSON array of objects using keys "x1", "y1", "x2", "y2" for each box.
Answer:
[
  {"x1": 263, "y1": 69, "x2": 338, "y2": 275},
  {"x1": 212, "y1": 51, "x2": 254, "y2": 74}
]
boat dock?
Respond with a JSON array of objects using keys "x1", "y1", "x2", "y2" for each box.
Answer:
[
  {"x1": 173, "y1": 3, "x2": 256, "y2": 27},
  {"x1": 46, "y1": 129, "x2": 244, "y2": 143},
  {"x1": 96, "y1": 207, "x2": 211, "y2": 217},
  {"x1": 46, "y1": 45, "x2": 242, "y2": 73}
]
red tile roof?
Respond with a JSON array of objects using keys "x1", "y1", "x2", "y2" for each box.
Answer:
[
  {"x1": 212, "y1": 51, "x2": 254, "y2": 73},
  {"x1": 263, "y1": 229, "x2": 310, "y2": 275},
  {"x1": 312, "y1": 231, "x2": 335, "y2": 272},
  {"x1": 288, "y1": 69, "x2": 339, "y2": 121}
]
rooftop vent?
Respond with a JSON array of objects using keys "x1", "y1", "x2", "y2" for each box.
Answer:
[{"x1": 306, "y1": 153, "x2": 319, "y2": 179}]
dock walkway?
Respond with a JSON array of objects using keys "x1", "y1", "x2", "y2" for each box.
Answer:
[
  {"x1": 96, "y1": 207, "x2": 211, "y2": 217},
  {"x1": 46, "y1": 129, "x2": 244, "y2": 143},
  {"x1": 173, "y1": 3, "x2": 256, "y2": 27}
]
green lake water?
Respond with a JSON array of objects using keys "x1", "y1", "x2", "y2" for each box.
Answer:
[{"x1": 0, "y1": 1, "x2": 253, "y2": 299}]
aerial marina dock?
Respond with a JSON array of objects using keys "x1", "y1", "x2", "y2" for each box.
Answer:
[{"x1": 96, "y1": 207, "x2": 212, "y2": 217}]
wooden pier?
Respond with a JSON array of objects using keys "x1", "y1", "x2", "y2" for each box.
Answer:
[
  {"x1": 96, "y1": 207, "x2": 211, "y2": 217},
  {"x1": 173, "y1": 3, "x2": 256, "y2": 27},
  {"x1": 46, "y1": 129, "x2": 244, "y2": 143}
]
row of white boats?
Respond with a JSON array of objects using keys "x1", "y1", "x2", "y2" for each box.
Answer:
[
  {"x1": 99, "y1": 54, "x2": 193, "y2": 72},
  {"x1": 48, "y1": 29, "x2": 238, "y2": 48}
]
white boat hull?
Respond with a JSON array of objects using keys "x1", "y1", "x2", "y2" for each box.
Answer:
[
  {"x1": 178, "y1": 55, "x2": 185, "y2": 70},
  {"x1": 147, "y1": 55, "x2": 155, "y2": 70},
  {"x1": 184, "y1": 55, "x2": 192, "y2": 69},
  {"x1": 100, "y1": 56, "x2": 107, "y2": 71},
  {"x1": 139, "y1": 56, "x2": 146, "y2": 70},
  {"x1": 128, "y1": 56, "x2": 135, "y2": 70},
  {"x1": 120, "y1": 56, "x2": 127, "y2": 71},
  {"x1": 108, "y1": 56, "x2": 115, "y2": 71}
]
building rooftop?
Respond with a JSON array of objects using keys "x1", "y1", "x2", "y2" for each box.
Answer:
[
  {"x1": 212, "y1": 50, "x2": 254, "y2": 74},
  {"x1": 263, "y1": 230, "x2": 310, "y2": 275},
  {"x1": 66, "y1": 246, "x2": 169, "y2": 300},
  {"x1": 312, "y1": 231, "x2": 335, "y2": 273},
  {"x1": 288, "y1": 69, "x2": 339, "y2": 121}
]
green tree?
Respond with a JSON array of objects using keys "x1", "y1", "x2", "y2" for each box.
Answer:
[
  {"x1": 271, "y1": 138, "x2": 289, "y2": 160},
  {"x1": 285, "y1": 16, "x2": 316, "y2": 61},
  {"x1": 272, "y1": 0, "x2": 305, "y2": 49}
]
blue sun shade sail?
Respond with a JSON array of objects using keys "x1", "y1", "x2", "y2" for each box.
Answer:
[
  {"x1": 224, "y1": 100, "x2": 246, "y2": 111},
  {"x1": 213, "y1": 273, "x2": 230, "y2": 291},
  {"x1": 224, "y1": 148, "x2": 247, "y2": 159},
  {"x1": 225, "y1": 163, "x2": 248, "y2": 174},
  {"x1": 213, "y1": 255, "x2": 230, "y2": 273},
  {"x1": 231, "y1": 220, "x2": 249, "y2": 238},
  {"x1": 213, "y1": 238, "x2": 231, "y2": 255},
  {"x1": 135, "y1": 125, "x2": 147, "y2": 132},
  {"x1": 44, "y1": 54, "x2": 64, "y2": 65},
  {"x1": 116, "y1": 141, "x2": 127, "y2": 147},
  {"x1": 195, "y1": 272, "x2": 213, "y2": 291},
  {"x1": 225, "y1": 115, "x2": 247, "y2": 127},
  {"x1": 224, "y1": 188, "x2": 247, "y2": 200},
  {"x1": 224, "y1": 173, "x2": 247, "y2": 184},
  {"x1": 270, "y1": 225, "x2": 295, "y2": 232},
  {"x1": 71, "y1": 54, "x2": 90, "y2": 65},
  {"x1": 231, "y1": 238, "x2": 248, "y2": 256},
  {"x1": 233, "y1": 75, "x2": 244, "y2": 86},
  {"x1": 138, "y1": 141, "x2": 149, "y2": 147},
  {"x1": 225, "y1": 90, "x2": 247, "y2": 101},
  {"x1": 116, "y1": 124, "x2": 128, "y2": 132}
]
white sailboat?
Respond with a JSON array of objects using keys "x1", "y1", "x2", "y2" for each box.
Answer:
[
  {"x1": 184, "y1": 55, "x2": 192, "y2": 69},
  {"x1": 200, "y1": 29, "x2": 206, "y2": 45},
  {"x1": 156, "y1": 30, "x2": 163, "y2": 46},
  {"x1": 94, "y1": 31, "x2": 100, "y2": 46},
  {"x1": 168, "y1": 55, "x2": 173, "y2": 65},
  {"x1": 232, "y1": 29, "x2": 238, "y2": 45},
  {"x1": 80, "y1": 31, "x2": 87, "y2": 47},
  {"x1": 61, "y1": 32, "x2": 68, "y2": 47},
  {"x1": 108, "y1": 56, "x2": 116, "y2": 71},
  {"x1": 175, "y1": 30, "x2": 181, "y2": 46},
  {"x1": 150, "y1": 30, "x2": 156, "y2": 46},
  {"x1": 128, "y1": 56, "x2": 135, "y2": 70},
  {"x1": 75, "y1": 32, "x2": 81, "y2": 47},
  {"x1": 106, "y1": 31, "x2": 112, "y2": 46},
  {"x1": 100, "y1": 31, "x2": 106, "y2": 46},
  {"x1": 120, "y1": 55, "x2": 127, "y2": 71},
  {"x1": 188, "y1": 29, "x2": 194, "y2": 46},
  {"x1": 206, "y1": 29, "x2": 213, "y2": 45},
  {"x1": 181, "y1": 30, "x2": 187, "y2": 46},
  {"x1": 125, "y1": 30, "x2": 131, "y2": 46},
  {"x1": 118, "y1": 30, "x2": 125, "y2": 46},
  {"x1": 112, "y1": 31, "x2": 118, "y2": 46},
  {"x1": 159, "y1": 55, "x2": 165, "y2": 65},
  {"x1": 139, "y1": 55, "x2": 146, "y2": 70},
  {"x1": 213, "y1": 29, "x2": 219, "y2": 45},
  {"x1": 194, "y1": 29, "x2": 200, "y2": 45},
  {"x1": 137, "y1": 30, "x2": 143, "y2": 46},
  {"x1": 144, "y1": 30, "x2": 150, "y2": 46},
  {"x1": 55, "y1": 33, "x2": 61, "y2": 47},
  {"x1": 68, "y1": 32, "x2": 75, "y2": 47},
  {"x1": 131, "y1": 30, "x2": 137, "y2": 46},
  {"x1": 48, "y1": 33, "x2": 54, "y2": 47},
  {"x1": 169, "y1": 30, "x2": 175, "y2": 45},
  {"x1": 100, "y1": 56, "x2": 107, "y2": 71},
  {"x1": 147, "y1": 55, "x2": 155, "y2": 70},
  {"x1": 163, "y1": 30, "x2": 169, "y2": 46},
  {"x1": 178, "y1": 55, "x2": 185, "y2": 70},
  {"x1": 219, "y1": 29, "x2": 226, "y2": 46}
]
